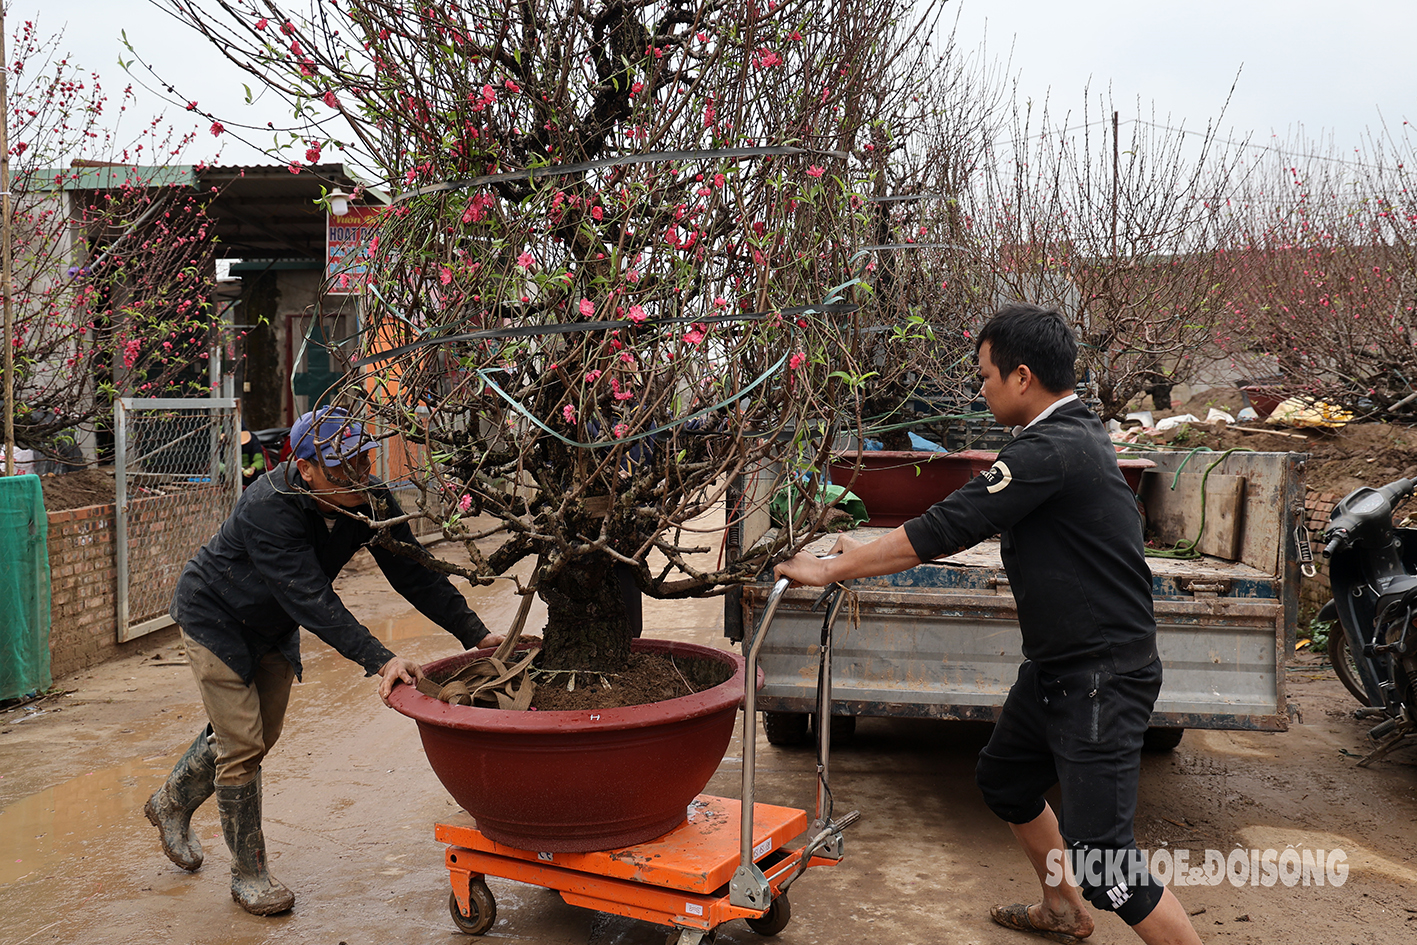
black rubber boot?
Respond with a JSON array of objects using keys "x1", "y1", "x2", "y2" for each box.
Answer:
[
  {"x1": 216, "y1": 772, "x2": 295, "y2": 915},
  {"x1": 144, "y1": 725, "x2": 216, "y2": 871}
]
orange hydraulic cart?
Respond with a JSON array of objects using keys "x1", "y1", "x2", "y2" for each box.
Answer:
[{"x1": 438, "y1": 576, "x2": 859, "y2": 944}]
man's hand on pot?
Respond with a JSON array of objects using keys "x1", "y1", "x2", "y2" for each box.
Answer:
[
  {"x1": 378, "y1": 656, "x2": 424, "y2": 706},
  {"x1": 479, "y1": 632, "x2": 507, "y2": 650}
]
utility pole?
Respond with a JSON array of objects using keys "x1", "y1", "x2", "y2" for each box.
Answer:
[{"x1": 2, "y1": 11, "x2": 14, "y2": 476}]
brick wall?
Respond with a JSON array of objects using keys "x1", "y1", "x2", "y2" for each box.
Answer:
[
  {"x1": 122, "y1": 483, "x2": 230, "y2": 628},
  {"x1": 46, "y1": 502, "x2": 180, "y2": 679}
]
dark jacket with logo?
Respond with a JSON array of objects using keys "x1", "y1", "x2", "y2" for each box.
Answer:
[
  {"x1": 170, "y1": 463, "x2": 490, "y2": 682},
  {"x1": 902, "y1": 398, "x2": 1156, "y2": 669}
]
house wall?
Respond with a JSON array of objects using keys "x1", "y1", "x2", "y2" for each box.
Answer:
[{"x1": 236, "y1": 268, "x2": 361, "y2": 430}]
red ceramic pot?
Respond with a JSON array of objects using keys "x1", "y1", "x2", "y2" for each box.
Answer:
[
  {"x1": 1117, "y1": 457, "x2": 1156, "y2": 493},
  {"x1": 1240, "y1": 385, "x2": 1288, "y2": 420},
  {"x1": 829, "y1": 449, "x2": 1155, "y2": 527},
  {"x1": 827, "y1": 450, "x2": 997, "y2": 527},
  {"x1": 389, "y1": 638, "x2": 751, "y2": 853}
]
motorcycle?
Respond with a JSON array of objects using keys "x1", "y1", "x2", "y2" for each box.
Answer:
[{"x1": 1316, "y1": 477, "x2": 1417, "y2": 765}]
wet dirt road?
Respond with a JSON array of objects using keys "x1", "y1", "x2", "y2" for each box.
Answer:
[{"x1": 4, "y1": 549, "x2": 1417, "y2": 945}]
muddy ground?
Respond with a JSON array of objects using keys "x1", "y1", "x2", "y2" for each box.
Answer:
[{"x1": 3, "y1": 541, "x2": 1416, "y2": 945}]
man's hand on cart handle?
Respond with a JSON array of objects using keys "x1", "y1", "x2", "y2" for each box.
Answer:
[{"x1": 773, "y1": 527, "x2": 922, "y2": 587}]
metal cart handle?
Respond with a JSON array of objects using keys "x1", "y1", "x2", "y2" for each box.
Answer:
[
  {"x1": 735, "y1": 565, "x2": 853, "y2": 905},
  {"x1": 738, "y1": 576, "x2": 791, "y2": 868}
]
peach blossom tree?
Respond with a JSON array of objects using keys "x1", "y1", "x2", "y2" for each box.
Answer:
[
  {"x1": 5, "y1": 19, "x2": 220, "y2": 465},
  {"x1": 161, "y1": 0, "x2": 979, "y2": 673}
]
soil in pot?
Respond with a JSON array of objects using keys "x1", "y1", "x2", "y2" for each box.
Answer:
[
  {"x1": 523, "y1": 651, "x2": 732, "y2": 711},
  {"x1": 425, "y1": 650, "x2": 734, "y2": 712}
]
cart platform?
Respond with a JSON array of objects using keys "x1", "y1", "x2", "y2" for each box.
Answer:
[{"x1": 439, "y1": 795, "x2": 836, "y2": 941}]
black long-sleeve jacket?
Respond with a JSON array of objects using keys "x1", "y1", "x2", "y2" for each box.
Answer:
[
  {"x1": 902, "y1": 398, "x2": 1156, "y2": 670},
  {"x1": 169, "y1": 463, "x2": 490, "y2": 682}
]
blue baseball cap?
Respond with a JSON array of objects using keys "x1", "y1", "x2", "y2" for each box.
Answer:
[{"x1": 289, "y1": 407, "x2": 377, "y2": 466}]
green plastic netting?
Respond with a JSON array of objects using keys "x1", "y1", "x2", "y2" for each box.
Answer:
[{"x1": 1, "y1": 474, "x2": 52, "y2": 701}]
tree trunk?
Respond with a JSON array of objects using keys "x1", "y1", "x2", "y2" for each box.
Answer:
[{"x1": 538, "y1": 553, "x2": 633, "y2": 674}]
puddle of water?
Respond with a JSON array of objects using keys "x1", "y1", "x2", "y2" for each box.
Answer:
[
  {"x1": 0, "y1": 754, "x2": 177, "y2": 885},
  {"x1": 1183, "y1": 729, "x2": 1281, "y2": 760},
  {"x1": 363, "y1": 608, "x2": 448, "y2": 643}
]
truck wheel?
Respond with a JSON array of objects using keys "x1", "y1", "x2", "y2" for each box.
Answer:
[
  {"x1": 1142, "y1": 727, "x2": 1184, "y2": 752},
  {"x1": 811, "y1": 713, "x2": 857, "y2": 746},
  {"x1": 762, "y1": 711, "x2": 809, "y2": 746}
]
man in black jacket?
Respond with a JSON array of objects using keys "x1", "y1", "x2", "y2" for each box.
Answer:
[
  {"x1": 144, "y1": 407, "x2": 502, "y2": 915},
  {"x1": 775, "y1": 305, "x2": 1201, "y2": 945}
]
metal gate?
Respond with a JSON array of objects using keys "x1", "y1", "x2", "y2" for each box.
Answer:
[{"x1": 114, "y1": 397, "x2": 240, "y2": 642}]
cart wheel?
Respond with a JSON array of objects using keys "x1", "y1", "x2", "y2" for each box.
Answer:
[
  {"x1": 745, "y1": 893, "x2": 791, "y2": 936},
  {"x1": 665, "y1": 928, "x2": 717, "y2": 945},
  {"x1": 448, "y1": 877, "x2": 496, "y2": 935},
  {"x1": 763, "y1": 711, "x2": 809, "y2": 746}
]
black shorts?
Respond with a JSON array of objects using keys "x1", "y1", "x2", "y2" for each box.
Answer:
[
  {"x1": 977, "y1": 656, "x2": 1160, "y2": 839},
  {"x1": 976, "y1": 656, "x2": 1165, "y2": 923}
]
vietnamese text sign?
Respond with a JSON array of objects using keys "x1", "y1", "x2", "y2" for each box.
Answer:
[{"x1": 325, "y1": 205, "x2": 383, "y2": 296}]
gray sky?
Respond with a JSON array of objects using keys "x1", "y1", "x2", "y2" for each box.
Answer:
[
  {"x1": 23, "y1": 0, "x2": 1417, "y2": 170},
  {"x1": 951, "y1": 1, "x2": 1415, "y2": 154}
]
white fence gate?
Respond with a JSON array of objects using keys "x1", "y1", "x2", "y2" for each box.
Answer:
[{"x1": 114, "y1": 397, "x2": 240, "y2": 642}]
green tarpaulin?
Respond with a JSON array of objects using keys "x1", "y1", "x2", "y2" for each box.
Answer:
[
  {"x1": 1, "y1": 474, "x2": 52, "y2": 701},
  {"x1": 770, "y1": 481, "x2": 869, "y2": 530}
]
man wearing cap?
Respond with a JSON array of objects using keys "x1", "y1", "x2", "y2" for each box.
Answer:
[{"x1": 144, "y1": 406, "x2": 502, "y2": 916}]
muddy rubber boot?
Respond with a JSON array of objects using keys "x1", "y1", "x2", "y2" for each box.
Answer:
[
  {"x1": 144, "y1": 725, "x2": 217, "y2": 870},
  {"x1": 216, "y1": 772, "x2": 295, "y2": 915}
]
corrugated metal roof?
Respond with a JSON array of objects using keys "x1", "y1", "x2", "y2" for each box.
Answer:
[
  {"x1": 34, "y1": 161, "x2": 389, "y2": 261},
  {"x1": 196, "y1": 163, "x2": 388, "y2": 260}
]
